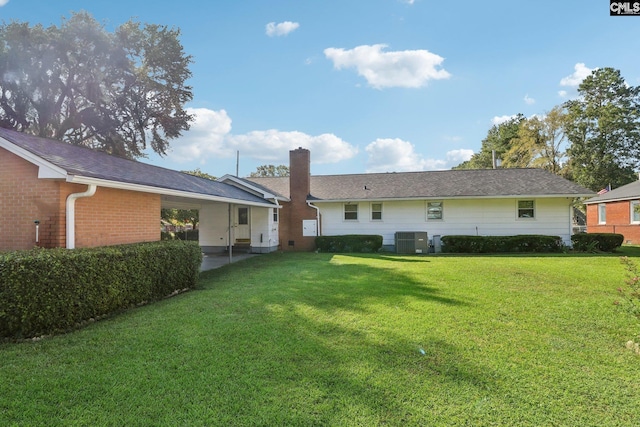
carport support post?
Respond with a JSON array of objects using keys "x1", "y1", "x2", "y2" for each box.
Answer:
[{"x1": 228, "y1": 203, "x2": 233, "y2": 264}]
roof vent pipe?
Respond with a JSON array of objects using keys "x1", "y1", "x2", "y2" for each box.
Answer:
[{"x1": 66, "y1": 184, "x2": 97, "y2": 249}]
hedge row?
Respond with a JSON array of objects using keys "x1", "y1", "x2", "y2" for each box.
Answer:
[
  {"x1": 0, "y1": 241, "x2": 202, "y2": 339},
  {"x1": 571, "y1": 233, "x2": 624, "y2": 252},
  {"x1": 441, "y1": 235, "x2": 564, "y2": 253},
  {"x1": 316, "y1": 235, "x2": 383, "y2": 253}
]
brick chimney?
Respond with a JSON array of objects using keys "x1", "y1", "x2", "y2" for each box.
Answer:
[
  {"x1": 285, "y1": 147, "x2": 317, "y2": 251},
  {"x1": 290, "y1": 147, "x2": 311, "y2": 202}
]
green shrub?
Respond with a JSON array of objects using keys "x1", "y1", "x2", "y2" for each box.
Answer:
[
  {"x1": 571, "y1": 233, "x2": 624, "y2": 252},
  {"x1": 315, "y1": 235, "x2": 383, "y2": 253},
  {"x1": 0, "y1": 241, "x2": 202, "y2": 339},
  {"x1": 441, "y1": 235, "x2": 564, "y2": 254}
]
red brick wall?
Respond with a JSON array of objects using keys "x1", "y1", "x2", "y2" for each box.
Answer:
[
  {"x1": 0, "y1": 148, "x2": 63, "y2": 250},
  {"x1": 1, "y1": 147, "x2": 160, "y2": 251},
  {"x1": 586, "y1": 200, "x2": 640, "y2": 244},
  {"x1": 64, "y1": 184, "x2": 161, "y2": 248},
  {"x1": 284, "y1": 148, "x2": 318, "y2": 251}
]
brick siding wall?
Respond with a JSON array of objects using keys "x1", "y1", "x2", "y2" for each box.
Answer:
[
  {"x1": 1, "y1": 147, "x2": 160, "y2": 251},
  {"x1": 0, "y1": 148, "x2": 63, "y2": 250},
  {"x1": 64, "y1": 184, "x2": 161, "y2": 248},
  {"x1": 586, "y1": 200, "x2": 640, "y2": 244}
]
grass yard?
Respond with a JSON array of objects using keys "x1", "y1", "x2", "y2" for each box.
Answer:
[{"x1": 2, "y1": 250, "x2": 640, "y2": 426}]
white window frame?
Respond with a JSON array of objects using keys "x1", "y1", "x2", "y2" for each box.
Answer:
[
  {"x1": 631, "y1": 201, "x2": 640, "y2": 224},
  {"x1": 371, "y1": 202, "x2": 383, "y2": 221},
  {"x1": 427, "y1": 201, "x2": 444, "y2": 221},
  {"x1": 344, "y1": 203, "x2": 358, "y2": 221},
  {"x1": 273, "y1": 207, "x2": 278, "y2": 223},
  {"x1": 598, "y1": 203, "x2": 607, "y2": 225},
  {"x1": 517, "y1": 200, "x2": 535, "y2": 220}
]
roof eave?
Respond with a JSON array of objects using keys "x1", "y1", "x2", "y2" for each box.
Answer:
[
  {"x1": 67, "y1": 175, "x2": 277, "y2": 208},
  {"x1": 309, "y1": 193, "x2": 593, "y2": 203}
]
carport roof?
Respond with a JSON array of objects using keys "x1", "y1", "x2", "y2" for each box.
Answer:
[{"x1": 0, "y1": 128, "x2": 275, "y2": 207}]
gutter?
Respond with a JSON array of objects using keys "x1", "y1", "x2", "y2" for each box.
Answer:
[
  {"x1": 66, "y1": 184, "x2": 97, "y2": 249},
  {"x1": 66, "y1": 175, "x2": 277, "y2": 209},
  {"x1": 307, "y1": 201, "x2": 321, "y2": 236}
]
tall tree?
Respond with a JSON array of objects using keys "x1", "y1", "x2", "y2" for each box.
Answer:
[
  {"x1": 454, "y1": 114, "x2": 524, "y2": 169},
  {"x1": 0, "y1": 11, "x2": 193, "y2": 159},
  {"x1": 502, "y1": 106, "x2": 567, "y2": 174},
  {"x1": 250, "y1": 164, "x2": 290, "y2": 177},
  {"x1": 564, "y1": 67, "x2": 640, "y2": 191}
]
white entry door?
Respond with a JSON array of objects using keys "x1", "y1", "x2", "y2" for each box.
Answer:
[{"x1": 235, "y1": 206, "x2": 251, "y2": 240}]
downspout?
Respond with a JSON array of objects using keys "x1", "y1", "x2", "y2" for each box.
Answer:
[
  {"x1": 66, "y1": 184, "x2": 97, "y2": 249},
  {"x1": 307, "y1": 201, "x2": 321, "y2": 236}
]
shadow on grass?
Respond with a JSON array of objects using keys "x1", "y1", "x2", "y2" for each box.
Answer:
[{"x1": 191, "y1": 253, "x2": 497, "y2": 423}]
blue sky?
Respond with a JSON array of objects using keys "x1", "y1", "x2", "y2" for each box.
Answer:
[{"x1": 2, "y1": 0, "x2": 639, "y2": 177}]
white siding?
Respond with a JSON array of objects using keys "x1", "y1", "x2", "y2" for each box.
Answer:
[
  {"x1": 316, "y1": 198, "x2": 574, "y2": 246},
  {"x1": 199, "y1": 203, "x2": 231, "y2": 247},
  {"x1": 199, "y1": 203, "x2": 278, "y2": 252}
]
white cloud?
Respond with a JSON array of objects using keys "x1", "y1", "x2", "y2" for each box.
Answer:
[
  {"x1": 400, "y1": 0, "x2": 415, "y2": 4},
  {"x1": 164, "y1": 107, "x2": 357, "y2": 166},
  {"x1": 265, "y1": 21, "x2": 300, "y2": 37},
  {"x1": 324, "y1": 44, "x2": 451, "y2": 89},
  {"x1": 524, "y1": 94, "x2": 535, "y2": 105},
  {"x1": 166, "y1": 108, "x2": 233, "y2": 162},
  {"x1": 365, "y1": 138, "x2": 469, "y2": 172},
  {"x1": 227, "y1": 130, "x2": 358, "y2": 164},
  {"x1": 0, "y1": 0, "x2": 8, "y2": 6},
  {"x1": 446, "y1": 149, "x2": 474, "y2": 164},
  {"x1": 491, "y1": 115, "x2": 517, "y2": 125},
  {"x1": 560, "y1": 63, "x2": 594, "y2": 87},
  {"x1": 558, "y1": 90, "x2": 568, "y2": 98}
]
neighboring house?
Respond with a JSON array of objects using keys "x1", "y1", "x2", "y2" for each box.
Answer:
[
  {"x1": 0, "y1": 128, "x2": 279, "y2": 252},
  {"x1": 583, "y1": 179, "x2": 640, "y2": 244},
  {"x1": 222, "y1": 148, "x2": 593, "y2": 252}
]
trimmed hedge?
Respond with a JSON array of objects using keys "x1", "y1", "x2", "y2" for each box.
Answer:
[
  {"x1": 0, "y1": 241, "x2": 202, "y2": 339},
  {"x1": 441, "y1": 235, "x2": 564, "y2": 254},
  {"x1": 571, "y1": 233, "x2": 624, "y2": 252},
  {"x1": 316, "y1": 235, "x2": 383, "y2": 253}
]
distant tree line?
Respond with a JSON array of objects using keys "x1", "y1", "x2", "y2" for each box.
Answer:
[{"x1": 454, "y1": 68, "x2": 640, "y2": 192}]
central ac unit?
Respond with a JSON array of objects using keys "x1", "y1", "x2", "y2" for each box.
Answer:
[{"x1": 395, "y1": 231, "x2": 428, "y2": 254}]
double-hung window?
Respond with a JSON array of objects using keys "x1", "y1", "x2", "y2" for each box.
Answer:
[
  {"x1": 517, "y1": 200, "x2": 535, "y2": 219},
  {"x1": 632, "y1": 201, "x2": 640, "y2": 224},
  {"x1": 427, "y1": 202, "x2": 443, "y2": 220},
  {"x1": 598, "y1": 204, "x2": 607, "y2": 224},
  {"x1": 371, "y1": 203, "x2": 382, "y2": 221},
  {"x1": 344, "y1": 204, "x2": 358, "y2": 221}
]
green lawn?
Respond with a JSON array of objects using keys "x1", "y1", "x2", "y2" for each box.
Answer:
[{"x1": 2, "y1": 250, "x2": 640, "y2": 426}]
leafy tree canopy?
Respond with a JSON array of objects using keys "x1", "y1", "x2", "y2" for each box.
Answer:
[
  {"x1": 183, "y1": 168, "x2": 217, "y2": 181},
  {"x1": 0, "y1": 11, "x2": 194, "y2": 159},
  {"x1": 250, "y1": 164, "x2": 290, "y2": 177},
  {"x1": 454, "y1": 114, "x2": 524, "y2": 170},
  {"x1": 564, "y1": 67, "x2": 640, "y2": 191},
  {"x1": 502, "y1": 106, "x2": 567, "y2": 175}
]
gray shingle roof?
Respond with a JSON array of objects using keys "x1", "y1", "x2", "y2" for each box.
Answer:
[
  {"x1": 248, "y1": 168, "x2": 593, "y2": 201},
  {"x1": 0, "y1": 127, "x2": 272, "y2": 205},
  {"x1": 584, "y1": 180, "x2": 640, "y2": 204}
]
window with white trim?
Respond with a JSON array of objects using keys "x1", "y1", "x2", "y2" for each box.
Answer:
[
  {"x1": 371, "y1": 203, "x2": 382, "y2": 221},
  {"x1": 517, "y1": 200, "x2": 535, "y2": 219},
  {"x1": 427, "y1": 202, "x2": 443, "y2": 220},
  {"x1": 273, "y1": 208, "x2": 278, "y2": 223},
  {"x1": 632, "y1": 201, "x2": 640, "y2": 224},
  {"x1": 344, "y1": 204, "x2": 358, "y2": 221},
  {"x1": 598, "y1": 203, "x2": 606, "y2": 224}
]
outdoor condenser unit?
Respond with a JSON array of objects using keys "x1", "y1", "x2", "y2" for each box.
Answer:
[{"x1": 395, "y1": 231, "x2": 428, "y2": 254}]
